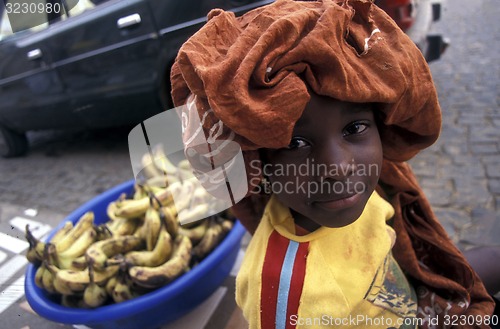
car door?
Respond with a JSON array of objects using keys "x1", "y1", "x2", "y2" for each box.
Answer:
[
  {"x1": 0, "y1": 5, "x2": 68, "y2": 132},
  {"x1": 46, "y1": 0, "x2": 161, "y2": 128}
]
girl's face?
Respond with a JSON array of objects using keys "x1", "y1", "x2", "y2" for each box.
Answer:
[{"x1": 262, "y1": 93, "x2": 383, "y2": 231}]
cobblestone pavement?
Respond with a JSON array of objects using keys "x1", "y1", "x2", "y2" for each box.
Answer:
[{"x1": 408, "y1": 0, "x2": 500, "y2": 251}]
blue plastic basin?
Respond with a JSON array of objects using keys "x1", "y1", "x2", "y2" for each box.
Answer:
[{"x1": 24, "y1": 179, "x2": 245, "y2": 329}]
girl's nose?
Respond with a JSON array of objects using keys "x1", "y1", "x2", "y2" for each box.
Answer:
[{"x1": 314, "y1": 141, "x2": 357, "y2": 180}]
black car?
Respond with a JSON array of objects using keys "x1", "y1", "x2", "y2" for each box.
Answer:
[
  {"x1": 0, "y1": 0, "x2": 446, "y2": 157},
  {"x1": 0, "y1": 0, "x2": 274, "y2": 157}
]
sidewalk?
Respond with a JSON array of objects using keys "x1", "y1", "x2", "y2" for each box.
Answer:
[{"x1": 407, "y1": 0, "x2": 500, "y2": 252}]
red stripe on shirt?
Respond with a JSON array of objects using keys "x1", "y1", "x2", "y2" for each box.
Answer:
[
  {"x1": 261, "y1": 230, "x2": 290, "y2": 329},
  {"x1": 285, "y1": 241, "x2": 309, "y2": 329}
]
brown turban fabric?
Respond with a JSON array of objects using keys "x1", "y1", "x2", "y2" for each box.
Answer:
[{"x1": 170, "y1": 0, "x2": 494, "y2": 327}]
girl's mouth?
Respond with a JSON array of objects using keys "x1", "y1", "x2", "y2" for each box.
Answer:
[{"x1": 313, "y1": 193, "x2": 362, "y2": 210}]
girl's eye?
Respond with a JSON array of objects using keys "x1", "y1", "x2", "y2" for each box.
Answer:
[
  {"x1": 343, "y1": 122, "x2": 369, "y2": 137},
  {"x1": 286, "y1": 137, "x2": 309, "y2": 150}
]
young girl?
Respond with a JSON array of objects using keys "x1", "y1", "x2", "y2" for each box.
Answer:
[{"x1": 170, "y1": 0, "x2": 495, "y2": 327}]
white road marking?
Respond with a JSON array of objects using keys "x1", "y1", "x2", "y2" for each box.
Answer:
[
  {"x1": 0, "y1": 232, "x2": 29, "y2": 254},
  {"x1": 0, "y1": 251, "x2": 6, "y2": 265},
  {"x1": 24, "y1": 209, "x2": 38, "y2": 217},
  {"x1": 0, "y1": 275, "x2": 26, "y2": 314},
  {"x1": 0, "y1": 255, "x2": 28, "y2": 289},
  {"x1": 9, "y1": 216, "x2": 52, "y2": 240}
]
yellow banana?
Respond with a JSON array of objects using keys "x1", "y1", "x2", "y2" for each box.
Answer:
[
  {"x1": 159, "y1": 206, "x2": 179, "y2": 237},
  {"x1": 128, "y1": 235, "x2": 192, "y2": 289},
  {"x1": 40, "y1": 244, "x2": 59, "y2": 294},
  {"x1": 53, "y1": 212, "x2": 95, "y2": 253},
  {"x1": 125, "y1": 225, "x2": 172, "y2": 267},
  {"x1": 50, "y1": 221, "x2": 74, "y2": 243},
  {"x1": 172, "y1": 180, "x2": 195, "y2": 213},
  {"x1": 83, "y1": 266, "x2": 109, "y2": 308},
  {"x1": 141, "y1": 151, "x2": 163, "y2": 179},
  {"x1": 45, "y1": 264, "x2": 77, "y2": 296},
  {"x1": 132, "y1": 183, "x2": 148, "y2": 200},
  {"x1": 145, "y1": 175, "x2": 180, "y2": 188},
  {"x1": 34, "y1": 265, "x2": 46, "y2": 289},
  {"x1": 177, "y1": 167, "x2": 194, "y2": 182},
  {"x1": 189, "y1": 186, "x2": 210, "y2": 208},
  {"x1": 106, "y1": 201, "x2": 126, "y2": 221},
  {"x1": 177, "y1": 159, "x2": 192, "y2": 171},
  {"x1": 105, "y1": 274, "x2": 118, "y2": 297},
  {"x1": 114, "y1": 188, "x2": 173, "y2": 219},
  {"x1": 107, "y1": 217, "x2": 141, "y2": 236},
  {"x1": 26, "y1": 246, "x2": 41, "y2": 265},
  {"x1": 152, "y1": 144, "x2": 178, "y2": 175},
  {"x1": 70, "y1": 255, "x2": 88, "y2": 271},
  {"x1": 112, "y1": 269, "x2": 137, "y2": 303},
  {"x1": 113, "y1": 197, "x2": 150, "y2": 219},
  {"x1": 25, "y1": 225, "x2": 48, "y2": 262},
  {"x1": 178, "y1": 203, "x2": 210, "y2": 226},
  {"x1": 42, "y1": 266, "x2": 57, "y2": 294},
  {"x1": 178, "y1": 220, "x2": 209, "y2": 245},
  {"x1": 144, "y1": 207, "x2": 162, "y2": 251},
  {"x1": 86, "y1": 235, "x2": 144, "y2": 271},
  {"x1": 192, "y1": 220, "x2": 233, "y2": 260},
  {"x1": 52, "y1": 265, "x2": 120, "y2": 295},
  {"x1": 56, "y1": 226, "x2": 97, "y2": 269}
]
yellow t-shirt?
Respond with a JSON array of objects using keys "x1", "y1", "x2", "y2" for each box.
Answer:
[{"x1": 236, "y1": 191, "x2": 417, "y2": 328}]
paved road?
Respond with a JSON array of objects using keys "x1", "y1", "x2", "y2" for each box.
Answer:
[
  {"x1": 0, "y1": 0, "x2": 498, "y2": 328},
  {"x1": 408, "y1": 0, "x2": 500, "y2": 250}
]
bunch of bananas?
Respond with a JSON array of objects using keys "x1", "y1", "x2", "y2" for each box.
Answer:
[{"x1": 25, "y1": 146, "x2": 235, "y2": 309}]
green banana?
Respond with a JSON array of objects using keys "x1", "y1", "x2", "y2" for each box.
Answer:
[
  {"x1": 86, "y1": 235, "x2": 144, "y2": 270},
  {"x1": 128, "y1": 235, "x2": 192, "y2": 289}
]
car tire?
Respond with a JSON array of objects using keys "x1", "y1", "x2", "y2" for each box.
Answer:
[{"x1": 0, "y1": 124, "x2": 28, "y2": 158}]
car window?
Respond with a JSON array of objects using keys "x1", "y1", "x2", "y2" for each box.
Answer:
[{"x1": 0, "y1": 0, "x2": 99, "y2": 42}]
